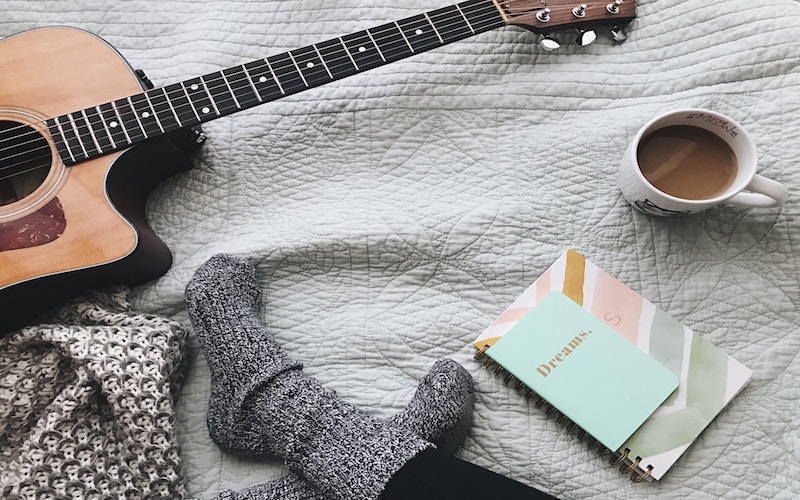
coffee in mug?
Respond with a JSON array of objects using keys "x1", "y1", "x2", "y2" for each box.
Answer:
[
  {"x1": 637, "y1": 125, "x2": 737, "y2": 200},
  {"x1": 619, "y1": 109, "x2": 788, "y2": 216}
]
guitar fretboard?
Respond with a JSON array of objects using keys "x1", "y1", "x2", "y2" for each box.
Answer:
[{"x1": 47, "y1": 0, "x2": 504, "y2": 166}]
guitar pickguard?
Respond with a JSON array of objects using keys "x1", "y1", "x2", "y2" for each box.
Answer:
[{"x1": 0, "y1": 197, "x2": 66, "y2": 251}]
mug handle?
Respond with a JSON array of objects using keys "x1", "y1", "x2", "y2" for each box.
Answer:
[{"x1": 725, "y1": 174, "x2": 789, "y2": 208}]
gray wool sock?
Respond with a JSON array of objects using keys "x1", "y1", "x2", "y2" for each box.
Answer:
[
  {"x1": 390, "y1": 357, "x2": 474, "y2": 455},
  {"x1": 214, "y1": 358, "x2": 475, "y2": 500},
  {"x1": 185, "y1": 254, "x2": 303, "y2": 457},
  {"x1": 216, "y1": 473, "x2": 325, "y2": 500},
  {"x1": 186, "y1": 254, "x2": 475, "y2": 500},
  {"x1": 216, "y1": 358, "x2": 475, "y2": 500}
]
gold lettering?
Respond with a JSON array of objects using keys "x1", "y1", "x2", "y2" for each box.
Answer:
[{"x1": 537, "y1": 330, "x2": 593, "y2": 377}]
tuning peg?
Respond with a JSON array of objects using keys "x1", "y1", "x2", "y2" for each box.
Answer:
[
  {"x1": 575, "y1": 29, "x2": 597, "y2": 46},
  {"x1": 539, "y1": 35, "x2": 561, "y2": 51},
  {"x1": 572, "y1": 3, "x2": 588, "y2": 18},
  {"x1": 606, "y1": 0, "x2": 623, "y2": 14},
  {"x1": 536, "y1": 7, "x2": 551, "y2": 23},
  {"x1": 609, "y1": 26, "x2": 628, "y2": 42}
]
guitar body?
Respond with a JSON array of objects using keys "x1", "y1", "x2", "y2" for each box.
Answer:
[{"x1": 0, "y1": 27, "x2": 197, "y2": 332}]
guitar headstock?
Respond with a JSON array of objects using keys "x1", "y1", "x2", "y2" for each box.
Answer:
[{"x1": 496, "y1": 0, "x2": 636, "y2": 48}]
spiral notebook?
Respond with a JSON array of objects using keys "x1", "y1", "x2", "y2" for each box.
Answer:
[
  {"x1": 484, "y1": 291, "x2": 679, "y2": 452},
  {"x1": 473, "y1": 249, "x2": 752, "y2": 482}
]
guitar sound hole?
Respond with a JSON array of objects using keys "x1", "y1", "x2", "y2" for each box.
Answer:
[{"x1": 0, "y1": 120, "x2": 52, "y2": 206}]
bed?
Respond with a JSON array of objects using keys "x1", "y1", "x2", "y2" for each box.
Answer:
[{"x1": 2, "y1": 0, "x2": 798, "y2": 498}]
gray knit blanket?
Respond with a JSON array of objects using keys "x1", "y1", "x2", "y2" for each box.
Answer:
[{"x1": 0, "y1": 289, "x2": 187, "y2": 499}]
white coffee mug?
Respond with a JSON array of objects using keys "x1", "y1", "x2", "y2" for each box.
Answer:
[{"x1": 619, "y1": 109, "x2": 788, "y2": 216}]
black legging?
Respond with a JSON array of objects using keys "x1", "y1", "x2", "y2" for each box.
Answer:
[{"x1": 382, "y1": 448, "x2": 558, "y2": 499}]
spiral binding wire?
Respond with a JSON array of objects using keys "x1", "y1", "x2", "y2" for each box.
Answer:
[{"x1": 474, "y1": 344, "x2": 654, "y2": 483}]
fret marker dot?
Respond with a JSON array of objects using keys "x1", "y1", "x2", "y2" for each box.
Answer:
[
  {"x1": 415, "y1": 29, "x2": 423, "y2": 35},
  {"x1": 259, "y1": 76, "x2": 268, "y2": 83},
  {"x1": 191, "y1": 84, "x2": 200, "y2": 91},
  {"x1": 201, "y1": 107, "x2": 211, "y2": 114},
  {"x1": 358, "y1": 46, "x2": 366, "y2": 52},
  {"x1": 141, "y1": 112, "x2": 150, "y2": 118},
  {"x1": 306, "y1": 62, "x2": 315, "y2": 68},
  {"x1": 110, "y1": 121, "x2": 118, "y2": 128}
]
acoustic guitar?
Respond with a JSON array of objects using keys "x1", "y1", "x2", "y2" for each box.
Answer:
[{"x1": 0, "y1": 0, "x2": 635, "y2": 332}]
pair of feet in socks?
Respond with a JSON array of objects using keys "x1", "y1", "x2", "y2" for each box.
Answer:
[{"x1": 185, "y1": 254, "x2": 476, "y2": 500}]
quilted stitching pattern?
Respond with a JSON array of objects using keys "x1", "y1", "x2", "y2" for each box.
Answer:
[{"x1": 2, "y1": 0, "x2": 799, "y2": 498}]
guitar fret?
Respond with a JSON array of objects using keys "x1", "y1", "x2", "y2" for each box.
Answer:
[
  {"x1": 291, "y1": 46, "x2": 332, "y2": 88},
  {"x1": 287, "y1": 51, "x2": 310, "y2": 88},
  {"x1": 429, "y1": 5, "x2": 475, "y2": 44},
  {"x1": 339, "y1": 37, "x2": 359, "y2": 71},
  {"x1": 242, "y1": 59, "x2": 284, "y2": 101},
  {"x1": 98, "y1": 102, "x2": 130, "y2": 147},
  {"x1": 396, "y1": 15, "x2": 441, "y2": 53},
  {"x1": 68, "y1": 114, "x2": 90, "y2": 159},
  {"x1": 268, "y1": 53, "x2": 307, "y2": 95},
  {"x1": 220, "y1": 71, "x2": 241, "y2": 109},
  {"x1": 109, "y1": 102, "x2": 133, "y2": 145},
  {"x1": 80, "y1": 109, "x2": 104, "y2": 154},
  {"x1": 203, "y1": 72, "x2": 238, "y2": 115},
  {"x1": 223, "y1": 66, "x2": 260, "y2": 108},
  {"x1": 423, "y1": 13, "x2": 445, "y2": 44},
  {"x1": 46, "y1": 118, "x2": 72, "y2": 165},
  {"x1": 459, "y1": 0, "x2": 504, "y2": 32},
  {"x1": 366, "y1": 30, "x2": 386, "y2": 62},
  {"x1": 191, "y1": 79, "x2": 217, "y2": 117},
  {"x1": 341, "y1": 31, "x2": 383, "y2": 72},
  {"x1": 113, "y1": 99, "x2": 144, "y2": 143},
  {"x1": 87, "y1": 106, "x2": 114, "y2": 151},
  {"x1": 316, "y1": 38, "x2": 358, "y2": 80},
  {"x1": 127, "y1": 97, "x2": 148, "y2": 139},
  {"x1": 313, "y1": 45, "x2": 334, "y2": 80},
  {"x1": 148, "y1": 88, "x2": 182, "y2": 130},
  {"x1": 142, "y1": 91, "x2": 166, "y2": 134},
  {"x1": 128, "y1": 94, "x2": 161, "y2": 138},
  {"x1": 199, "y1": 76, "x2": 221, "y2": 116},
  {"x1": 368, "y1": 22, "x2": 414, "y2": 63},
  {"x1": 241, "y1": 64, "x2": 264, "y2": 102},
  {"x1": 93, "y1": 105, "x2": 116, "y2": 150},
  {"x1": 395, "y1": 21, "x2": 415, "y2": 52},
  {"x1": 166, "y1": 83, "x2": 197, "y2": 125},
  {"x1": 52, "y1": 116, "x2": 77, "y2": 164},
  {"x1": 180, "y1": 81, "x2": 204, "y2": 121},
  {"x1": 73, "y1": 111, "x2": 101, "y2": 159},
  {"x1": 455, "y1": 4, "x2": 475, "y2": 34},
  {"x1": 264, "y1": 59, "x2": 286, "y2": 95}
]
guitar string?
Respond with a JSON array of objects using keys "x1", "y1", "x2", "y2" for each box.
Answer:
[
  {"x1": 0, "y1": 2, "x2": 616, "y2": 180},
  {"x1": 0, "y1": 0, "x2": 609, "y2": 148},
  {"x1": 0, "y1": 3, "x2": 604, "y2": 183},
  {"x1": 0, "y1": 0, "x2": 505, "y2": 150},
  {"x1": 0, "y1": 1, "x2": 596, "y2": 159}
]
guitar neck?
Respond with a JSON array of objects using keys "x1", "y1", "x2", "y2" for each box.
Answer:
[{"x1": 47, "y1": 0, "x2": 504, "y2": 166}]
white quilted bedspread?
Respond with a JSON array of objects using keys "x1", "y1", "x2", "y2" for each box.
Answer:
[{"x1": 3, "y1": 0, "x2": 799, "y2": 498}]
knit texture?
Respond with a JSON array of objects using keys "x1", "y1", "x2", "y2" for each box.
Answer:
[
  {"x1": 217, "y1": 357, "x2": 475, "y2": 500},
  {"x1": 186, "y1": 254, "x2": 468, "y2": 500},
  {"x1": 215, "y1": 473, "x2": 325, "y2": 500},
  {"x1": 0, "y1": 287, "x2": 187, "y2": 500}
]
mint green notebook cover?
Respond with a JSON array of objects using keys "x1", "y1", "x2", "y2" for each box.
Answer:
[{"x1": 486, "y1": 291, "x2": 679, "y2": 452}]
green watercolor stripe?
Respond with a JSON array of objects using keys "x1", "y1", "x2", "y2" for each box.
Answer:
[
  {"x1": 647, "y1": 308, "x2": 687, "y2": 406},
  {"x1": 622, "y1": 332, "x2": 729, "y2": 459}
]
